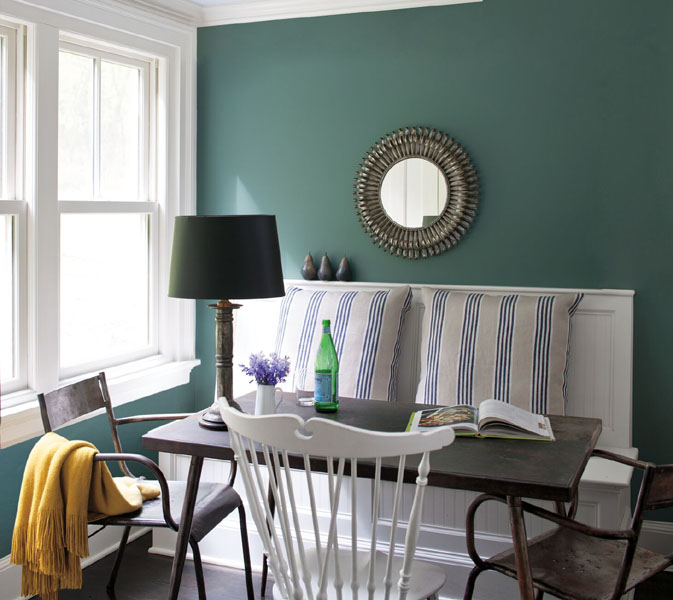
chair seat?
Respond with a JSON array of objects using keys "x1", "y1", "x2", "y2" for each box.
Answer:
[
  {"x1": 95, "y1": 480, "x2": 241, "y2": 543},
  {"x1": 271, "y1": 548, "x2": 445, "y2": 600},
  {"x1": 487, "y1": 527, "x2": 671, "y2": 600}
]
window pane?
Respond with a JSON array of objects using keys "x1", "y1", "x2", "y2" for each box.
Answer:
[
  {"x1": 58, "y1": 51, "x2": 94, "y2": 200},
  {"x1": 60, "y1": 213, "x2": 150, "y2": 369},
  {"x1": 100, "y1": 61, "x2": 140, "y2": 201},
  {"x1": 0, "y1": 215, "x2": 15, "y2": 380}
]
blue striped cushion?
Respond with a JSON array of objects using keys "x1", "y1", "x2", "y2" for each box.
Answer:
[
  {"x1": 416, "y1": 289, "x2": 583, "y2": 414},
  {"x1": 275, "y1": 286, "x2": 412, "y2": 402}
]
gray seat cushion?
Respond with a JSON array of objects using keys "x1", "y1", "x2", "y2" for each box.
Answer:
[{"x1": 96, "y1": 480, "x2": 241, "y2": 543}]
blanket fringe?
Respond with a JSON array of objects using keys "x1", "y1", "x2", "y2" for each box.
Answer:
[
  {"x1": 21, "y1": 565, "x2": 59, "y2": 600},
  {"x1": 10, "y1": 524, "x2": 26, "y2": 565},
  {"x1": 34, "y1": 508, "x2": 66, "y2": 575},
  {"x1": 59, "y1": 551, "x2": 83, "y2": 589},
  {"x1": 65, "y1": 512, "x2": 89, "y2": 558}
]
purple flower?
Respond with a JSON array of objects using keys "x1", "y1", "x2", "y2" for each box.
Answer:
[{"x1": 240, "y1": 352, "x2": 291, "y2": 386}]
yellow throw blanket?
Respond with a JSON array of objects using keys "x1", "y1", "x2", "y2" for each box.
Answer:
[{"x1": 11, "y1": 432, "x2": 160, "y2": 600}]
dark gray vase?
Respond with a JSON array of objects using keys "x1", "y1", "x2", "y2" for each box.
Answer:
[
  {"x1": 318, "y1": 254, "x2": 334, "y2": 281},
  {"x1": 336, "y1": 256, "x2": 352, "y2": 281},
  {"x1": 301, "y1": 253, "x2": 317, "y2": 280}
]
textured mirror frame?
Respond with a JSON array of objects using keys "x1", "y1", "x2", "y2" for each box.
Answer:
[{"x1": 354, "y1": 127, "x2": 480, "y2": 259}]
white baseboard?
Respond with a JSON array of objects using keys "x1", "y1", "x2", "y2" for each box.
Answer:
[
  {"x1": 149, "y1": 517, "x2": 523, "y2": 600},
  {"x1": 149, "y1": 517, "x2": 673, "y2": 599},
  {"x1": 0, "y1": 525, "x2": 150, "y2": 600},
  {"x1": 640, "y1": 519, "x2": 673, "y2": 560}
]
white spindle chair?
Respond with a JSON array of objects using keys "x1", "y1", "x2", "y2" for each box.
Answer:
[{"x1": 219, "y1": 398, "x2": 455, "y2": 600}]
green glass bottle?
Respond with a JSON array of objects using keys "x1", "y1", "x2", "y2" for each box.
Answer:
[{"x1": 314, "y1": 319, "x2": 339, "y2": 412}]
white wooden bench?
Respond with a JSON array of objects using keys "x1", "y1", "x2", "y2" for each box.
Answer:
[{"x1": 153, "y1": 280, "x2": 635, "y2": 600}]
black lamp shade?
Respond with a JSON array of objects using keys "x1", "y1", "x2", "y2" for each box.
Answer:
[{"x1": 168, "y1": 215, "x2": 285, "y2": 300}]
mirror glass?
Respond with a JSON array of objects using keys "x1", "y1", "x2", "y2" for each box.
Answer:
[{"x1": 380, "y1": 158, "x2": 448, "y2": 228}]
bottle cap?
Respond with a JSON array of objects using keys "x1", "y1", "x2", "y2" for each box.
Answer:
[{"x1": 322, "y1": 319, "x2": 330, "y2": 327}]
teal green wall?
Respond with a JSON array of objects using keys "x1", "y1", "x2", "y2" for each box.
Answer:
[
  {"x1": 0, "y1": 385, "x2": 194, "y2": 556},
  {"x1": 196, "y1": 0, "x2": 673, "y2": 491}
]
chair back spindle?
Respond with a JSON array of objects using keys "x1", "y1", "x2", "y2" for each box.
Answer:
[{"x1": 219, "y1": 399, "x2": 454, "y2": 600}]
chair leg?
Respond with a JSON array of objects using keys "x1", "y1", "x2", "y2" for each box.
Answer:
[
  {"x1": 189, "y1": 538, "x2": 207, "y2": 600},
  {"x1": 463, "y1": 564, "x2": 485, "y2": 600},
  {"x1": 106, "y1": 525, "x2": 131, "y2": 593},
  {"x1": 535, "y1": 590, "x2": 544, "y2": 600},
  {"x1": 261, "y1": 554, "x2": 269, "y2": 597},
  {"x1": 238, "y1": 504, "x2": 255, "y2": 600},
  {"x1": 261, "y1": 479, "x2": 276, "y2": 597}
]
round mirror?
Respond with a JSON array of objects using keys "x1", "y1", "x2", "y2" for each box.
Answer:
[
  {"x1": 380, "y1": 158, "x2": 448, "y2": 228},
  {"x1": 354, "y1": 127, "x2": 479, "y2": 259}
]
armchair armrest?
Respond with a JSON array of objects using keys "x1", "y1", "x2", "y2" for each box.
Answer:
[
  {"x1": 465, "y1": 491, "x2": 635, "y2": 569},
  {"x1": 517, "y1": 499, "x2": 634, "y2": 540},
  {"x1": 592, "y1": 448, "x2": 651, "y2": 470},
  {"x1": 94, "y1": 452, "x2": 178, "y2": 530},
  {"x1": 114, "y1": 413, "x2": 193, "y2": 426}
]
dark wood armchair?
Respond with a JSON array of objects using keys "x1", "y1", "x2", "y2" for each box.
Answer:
[
  {"x1": 37, "y1": 372, "x2": 254, "y2": 600},
  {"x1": 463, "y1": 448, "x2": 673, "y2": 600}
]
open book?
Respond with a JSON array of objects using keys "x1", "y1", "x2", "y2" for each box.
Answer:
[{"x1": 406, "y1": 399, "x2": 555, "y2": 441}]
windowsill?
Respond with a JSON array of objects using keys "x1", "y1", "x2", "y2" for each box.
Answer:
[{"x1": 0, "y1": 357, "x2": 200, "y2": 449}]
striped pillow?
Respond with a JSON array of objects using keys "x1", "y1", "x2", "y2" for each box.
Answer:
[
  {"x1": 416, "y1": 288, "x2": 583, "y2": 414},
  {"x1": 275, "y1": 286, "x2": 412, "y2": 402}
]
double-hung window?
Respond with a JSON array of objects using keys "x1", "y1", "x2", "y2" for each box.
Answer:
[
  {"x1": 0, "y1": 4, "x2": 197, "y2": 448},
  {"x1": 58, "y1": 41, "x2": 157, "y2": 377}
]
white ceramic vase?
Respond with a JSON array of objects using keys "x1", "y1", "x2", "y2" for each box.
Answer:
[{"x1": 255, "y1": 384, "x2": 283, "y2": 415}]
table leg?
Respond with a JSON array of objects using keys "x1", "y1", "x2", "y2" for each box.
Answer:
[
  {"x1": 168, "y1": 455, "x2": 204, "y2": 600},
  {"x1": 506, "y1": 496, "x2": 535, "y2": 600}
]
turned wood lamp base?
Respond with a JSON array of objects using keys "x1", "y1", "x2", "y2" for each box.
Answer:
[{"x1": 198, "y1": 299, "x2": 243, "y2": 430}]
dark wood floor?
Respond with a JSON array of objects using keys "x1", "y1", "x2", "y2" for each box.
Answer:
[
  {"x1": 48, "y1": 533, "x2": 265, "y2": 600},
  {"x1": 40, "y1": 533, "x2": 673, "y2": 599}
]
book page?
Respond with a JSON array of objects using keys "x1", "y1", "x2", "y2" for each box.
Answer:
[
  {"x1": 477, "y1": 399, "x2": 552, "y2": 438},
  {"x1": 408, "y1": 405, "x2": 479, "y2": 433}
]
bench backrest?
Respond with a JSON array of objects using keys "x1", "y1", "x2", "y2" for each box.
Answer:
[{"x1": 233, "y1": 280, "x2": 634, "y2": 449}]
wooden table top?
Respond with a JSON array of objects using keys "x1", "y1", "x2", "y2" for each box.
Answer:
[{"x1": 142, "y1": 393, "x2": 601, "y2": 502}]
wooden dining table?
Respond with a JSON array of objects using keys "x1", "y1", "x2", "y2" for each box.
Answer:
[{"x1": 142, "y1": 393, "x2": 601, "y2": 600}]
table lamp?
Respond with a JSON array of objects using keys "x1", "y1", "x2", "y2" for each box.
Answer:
[{"x1": 168, "y1": 215, "x2": 285, "y2": 429}]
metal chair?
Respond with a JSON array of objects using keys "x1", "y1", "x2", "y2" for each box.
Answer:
[
  {"x1": 463, "y1": 448, "x2": 673, "y2": 600},
  {"x1": 219, "y1": 397, "x2": 455, "y2": 600},
  {"x1": 37, "y1": 372, "x2": 254, "y2": 600}
]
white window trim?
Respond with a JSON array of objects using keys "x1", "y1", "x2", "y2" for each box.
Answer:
[
  {"x1": 0, "y1": 20, "x2": 18, "y2": 200},
  {"x1": 0, "y1": 0, "x2": 198, "y2": 449},
  {"x1": 0, "y1": 19, "x2": 26, "y2": 395}
]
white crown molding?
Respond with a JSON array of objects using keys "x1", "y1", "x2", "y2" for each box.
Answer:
[
  {"x1": 199, "y1": 0, "x2": 482, "y2": 27},
  {"x1": 14, "y1": 0, "x2": 201, "y2": 29},
  {"x1": 110, "y1": 0, "x2": 202, "y2": 25}
]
